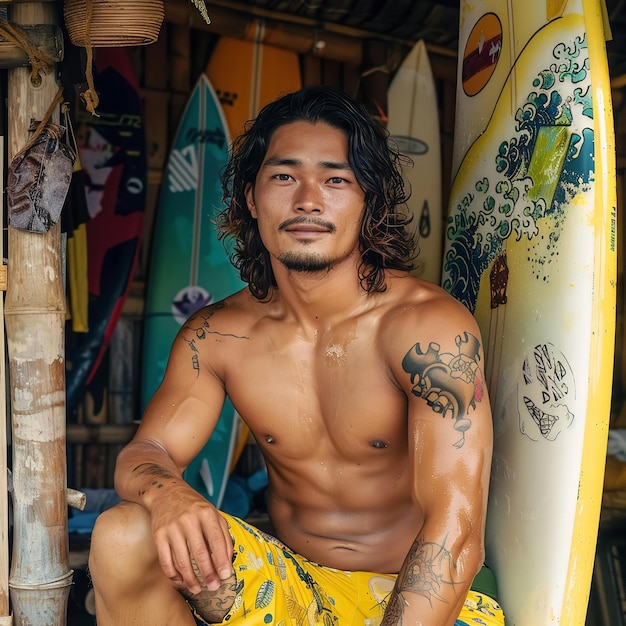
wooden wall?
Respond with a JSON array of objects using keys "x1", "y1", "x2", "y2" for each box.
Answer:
[
  {"x1": 68, "y1": 9, "x2": 626, "y2": 491},
  {"x1": 67, "y1": 13, "x2": 459, "y2": 487}
]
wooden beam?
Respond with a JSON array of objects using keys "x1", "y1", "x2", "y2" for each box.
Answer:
[
  {"x1": 66, "y1": 423, "x2": 138, "y2": 445},
  {"x1": 0, "y1": 24, "x2": 63, "y2": 69},
  {"x1": 164, "y1": 0, "x2": 456, "y2": 67}
]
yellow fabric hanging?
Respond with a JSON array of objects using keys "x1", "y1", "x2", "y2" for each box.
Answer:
[{"x1": 67, "y1": 220, "x2": 89, "y2": 333}]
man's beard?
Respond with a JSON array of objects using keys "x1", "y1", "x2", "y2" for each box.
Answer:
[{"x1": 278, "y1": 251, "x2": 333, "y2": 273}]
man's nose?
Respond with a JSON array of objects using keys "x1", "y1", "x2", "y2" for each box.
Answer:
[{"x1": 294, "y1": 181, "x2": 323, "y2": 213}]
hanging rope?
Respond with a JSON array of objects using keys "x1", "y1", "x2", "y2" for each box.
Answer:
[
  {"x1": 81, "y1": 0, "x2": 99, "y2": 115},
  {"x1": 0, "y1": 18, "x2": 55, "y2": 87},
  {"x1": 19, "y1": 85, "x2": 65, "y2": 155},
  {"x1": 0, "y1": 17, "x2": 65, "y2": 152}
]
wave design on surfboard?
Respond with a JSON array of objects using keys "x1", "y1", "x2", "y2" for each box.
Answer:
[{"x1": 442, "y1": 27, "x2": 591, "y2": 313}]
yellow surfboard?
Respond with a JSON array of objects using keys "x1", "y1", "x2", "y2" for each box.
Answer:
[{"x1": 443, "y1": 1, "x2": 616, "y2": 623}]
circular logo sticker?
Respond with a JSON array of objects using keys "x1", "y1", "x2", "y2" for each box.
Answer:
[
  {"x1": 171, "y1": 286, "x2": 213, "y2": 325},
  {"x1": 462, "y1": 13, "x2": 503, "y2": 97}
]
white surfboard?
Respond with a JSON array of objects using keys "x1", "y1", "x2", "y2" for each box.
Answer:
[
  {"x1": 387, "y1": 40, "x2": 443, "y2": 285},
  {"x1": 443, "y1": 1, "x2": 616, "y2": 623}
]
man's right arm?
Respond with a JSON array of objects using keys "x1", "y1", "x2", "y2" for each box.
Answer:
[{"x1": 113, "y1": 304, "x2": 236, "y2": 594}]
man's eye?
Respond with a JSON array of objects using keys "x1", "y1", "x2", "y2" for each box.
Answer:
[
  {"x1": 276, "y1": 174, "x2": 291, "y2": 181},
  {"x1": 329, "y1": 177, "x2": 346, "y2": 184}
]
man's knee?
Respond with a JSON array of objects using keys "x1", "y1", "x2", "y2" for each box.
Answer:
[{"x1": 89, "y1": 501, "x2": 156, "y2": 585}]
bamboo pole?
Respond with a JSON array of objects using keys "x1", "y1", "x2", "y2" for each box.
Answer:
[
  {"x1": 5, "y1": 3, "x2": 72, "y2": 625},
  {"x1": 0, "y1": 59, "x2": 10, "y2": 626}
]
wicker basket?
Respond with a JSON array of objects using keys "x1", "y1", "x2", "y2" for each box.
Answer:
[{"x1": 64, "y1": 0, "x2": 165, "y2": 47}]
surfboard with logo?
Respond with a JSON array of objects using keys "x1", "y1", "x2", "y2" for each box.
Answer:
[
  {"x1": 66, "y1": 47, "x2": 147, "y2": 413},
  {"x1": 141, "y1": 74, "x2": 244, "y2": 508},
  {"x1": 207, "y1": 20, "x2": 303, "y2": 140},
  {"x1": 443, "y1": 1, "x2": 616, "y2": 623},
  {"x1": 387, "y1": 39, "x2": 442, "y2": 284}
]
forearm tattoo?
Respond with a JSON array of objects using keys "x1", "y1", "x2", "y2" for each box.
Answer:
[
  {"x1": 381, "y1": 538, "x2": 462, "y2": 625},
  {"x1": 131, "y1": 462, "x2": 177, "y2": 497},
  {"x1": 181, "y1": 303, "x2": 249, "y2": 375},
  {"x1": 402, "y1": 332, "x2": 485, "y2": 447}
]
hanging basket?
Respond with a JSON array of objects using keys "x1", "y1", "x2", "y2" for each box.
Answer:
[{"x1": 64, "y1": 0, "x2": 165, "y2": 47}]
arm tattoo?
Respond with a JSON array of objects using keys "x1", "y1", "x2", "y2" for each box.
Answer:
[
  {"x1": 402, "y1": 331, "x2": 486, "y2": 447},
  {"x1": 181, "y1": 575, "x2": 241, "y2": 623},
  {"x1": 131, "y1": 462, "x2": 177, "y2": 496},
  {"x1": 181, "y1": 303, "x2": 249, "y2": 375},
  {"x1": 131, "y1": 462, "x2": 175, "y2": 479},
  {"x1": 381, "y1": 538, "x2": 462, "y2": 625}
]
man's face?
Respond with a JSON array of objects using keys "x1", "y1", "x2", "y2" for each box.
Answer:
[{"x1": 245, "y1": 120, "x2": 366, "y2": 275}]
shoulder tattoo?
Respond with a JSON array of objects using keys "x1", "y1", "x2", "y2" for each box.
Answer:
[
  {"x1": 181, "y1": 303, "x2": 249, "y2": 375},
  {"x1": 402, "y1": 332, "x2": 486, "y2": 448}
]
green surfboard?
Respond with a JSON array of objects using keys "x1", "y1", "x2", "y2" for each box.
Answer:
[{"x1": 142, "y1": 73, "x2": 245, "y2": 508}]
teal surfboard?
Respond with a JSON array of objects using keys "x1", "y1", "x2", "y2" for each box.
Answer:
[{"x1": 142, "y1": 73, "x2": 245, "y2": 507}]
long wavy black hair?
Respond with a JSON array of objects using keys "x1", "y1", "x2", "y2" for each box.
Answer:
[{"x1": 216, "y1": 85, "x2": 417, "y2": 300}]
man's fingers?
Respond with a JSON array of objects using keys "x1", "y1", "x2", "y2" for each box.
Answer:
[
  {"x1": 152, "y1": 504, "x2": 233, "y2": 594},
  {"x1": 155, "y1": 538, "x2": 180, "y2": 584},
  {"x1": 166, "y1": 535, "x2": 203, "y2": 594},
  {"x1": 187, "y1": 538, "x2": 221, "y2": 591},
  {"x1": 195, "y1": 516, "x2": 234, "y2": 586}
]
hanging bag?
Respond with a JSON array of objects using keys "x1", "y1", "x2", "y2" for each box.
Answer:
[{"x1": 7, "y1": 104, "x2": 77, "y2": 233}]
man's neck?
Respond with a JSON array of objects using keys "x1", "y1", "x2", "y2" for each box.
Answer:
[{"x1": 270, "y1": 258, "x2": 374, "y2": 328}]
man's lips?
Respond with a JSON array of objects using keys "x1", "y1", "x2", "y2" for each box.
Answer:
[
  {"x1": 278, "y1": 217, "x2": 336, "y2": 233},
  {"x1": 285, "y1": 225, "x2": 327, "y2": 233}
]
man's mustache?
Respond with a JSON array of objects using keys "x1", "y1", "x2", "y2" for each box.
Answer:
[{"x1": 278, "y1": 216, "x2": 337, "y2": 233}]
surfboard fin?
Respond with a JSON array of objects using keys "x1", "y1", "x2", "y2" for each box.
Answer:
[{"x1": 199, "y1": 458, "x2": 214, "y2": 497}]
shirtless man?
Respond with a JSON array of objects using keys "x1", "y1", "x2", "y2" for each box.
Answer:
[{"x1": 89, "y1": 85, "x2": 504, "y2": 626}]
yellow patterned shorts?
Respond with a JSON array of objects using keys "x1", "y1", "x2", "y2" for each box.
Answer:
[{"x1": 189, "y1": 514, "x2": 505, "y2": 625}]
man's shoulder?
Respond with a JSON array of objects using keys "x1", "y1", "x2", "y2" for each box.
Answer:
[
  {"x1": 384, "y1": 274, "x2": 470, "y2": 318},
  {"x1": 380, "y1": 275, "x2": 480, "y2": 345},
  {"x1": 379, "y1": 276, "x2": 486, "y2": 391},
  {"x1": 180, "y1": 288, "x2": 263, "y2": 336}
]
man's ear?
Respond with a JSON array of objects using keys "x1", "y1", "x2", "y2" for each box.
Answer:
[{"x1": 245, "y1": 183, "x2": 257, "y2": 219}]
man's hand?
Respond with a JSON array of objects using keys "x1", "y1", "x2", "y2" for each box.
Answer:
[{"x1": 149, "y1": 485, "x2": 234, "y2": 595}]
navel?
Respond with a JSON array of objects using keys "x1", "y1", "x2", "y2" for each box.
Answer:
[{"x1": 370, "y1": 439, "x2": 389, "y2": 449}]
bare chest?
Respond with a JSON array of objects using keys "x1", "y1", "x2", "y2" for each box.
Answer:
[{"x1": 223, "y1": 328, "x2": 408, "y2": 457}]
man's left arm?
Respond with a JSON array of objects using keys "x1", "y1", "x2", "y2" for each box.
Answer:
[{"x1": 383, "y1": 299, "x2": 493, "y2": 625}]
